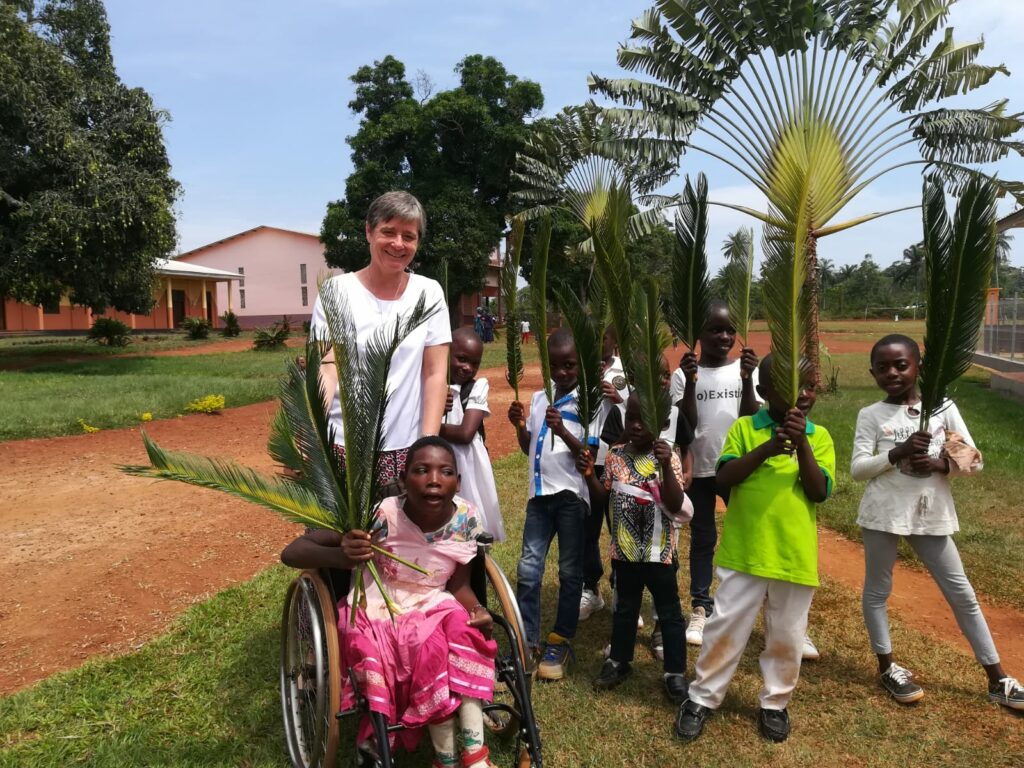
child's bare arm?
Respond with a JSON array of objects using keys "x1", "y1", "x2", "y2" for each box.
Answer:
[
  {"x1": 507, "y1": 401, "x2": 531, "y2": 454},
  {"x1": 716, "y1": 431, "x2": 789, "y2": 490},
  {"x1": 280, "y1": 529, "x2": 371, "y2": 570},
  {"x1": 575, "y1": 450, "x2": 607, "y2": 502},
  {"x1": 546, "y1": 406, "x2": 585, "y2": 457},
  {"x1": 654, "y1": 440, "x2": 685, "y2": 512},
  {"x1": 440, "y1": 408, "x2": 485, "y2": 445},
  {"x1": 782, "y1": 409, "x2": 829, "y2": 503},
  {"x1": 447, "y1": 563, "x2": 492, "y2": 635}
]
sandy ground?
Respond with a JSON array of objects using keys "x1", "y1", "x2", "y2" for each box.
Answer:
[{"x1": 2, "y1": 337, "x2": 1022, "y2": 694}]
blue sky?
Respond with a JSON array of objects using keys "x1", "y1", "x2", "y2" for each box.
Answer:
[{"x1": 104, "y1": 0, "x2": 1023, "y2": 275}]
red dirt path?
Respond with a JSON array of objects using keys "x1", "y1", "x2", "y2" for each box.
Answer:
[{"x1": 1, "y1": 335, "x2": 1022, "y2": 695}]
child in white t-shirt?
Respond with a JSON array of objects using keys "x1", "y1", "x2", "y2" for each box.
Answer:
[
  {"x1": 441, "y1": 328, "x2": 503, "y2": 541},
  {"x1": 669, "y1": 300, "x2": 759, "y2": 645}
]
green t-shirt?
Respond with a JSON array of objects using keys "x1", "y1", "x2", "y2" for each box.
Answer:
[{"x1": 714, "y1": 408, "x2": 836, "y2": 587}]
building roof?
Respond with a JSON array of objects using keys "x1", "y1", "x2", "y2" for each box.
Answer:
[
  {"x1": 174, "y1": 225, "x2": 320, "y2": 260},
  {"x1": 155, "y1": 258, "x2": 242, "y2": 281},
  {"x1": 998, "y1": 208, "x2": 1024, "y2": 233}
]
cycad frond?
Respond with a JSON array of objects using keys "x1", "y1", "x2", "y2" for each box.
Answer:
[
  {"x1": 627, "y1": 278, "x2": 672, "y2": 438},
  {"x1": 502, "y1": 218, "x2": 525, "y2": 401},
  {"x1": 665, "y1": 174, "x2": 712, "y2": 350},
  {"x1": 553, "y1": 286, "x2": 603, "y2": 446},
  {"x1": 590, "y1": 183, "x2": 639, "y2": 356},
  {"x1": 530, "y1": 214, "x2": 555, "y2": 407},
  {"x1": 725, "y1": 227, "x2": 756, "y2": 346},
  {"x1": 267, "y1": 406, "x2": 304, "y2": 475},
  {"x1": 761, "y1": 218, "x2": 812, "y2": 407},
  {"x1": 919, "y1": 175, "x2": 997, "y2": 428}
]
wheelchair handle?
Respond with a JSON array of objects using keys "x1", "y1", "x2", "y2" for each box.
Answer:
[{"x1": 475, "y1": 533, "x2": 494, "y2": 551}]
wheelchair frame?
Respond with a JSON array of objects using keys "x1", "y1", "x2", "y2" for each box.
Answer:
[{"x1": 280, "y1": 542, "x2": 543, "y2": 768}]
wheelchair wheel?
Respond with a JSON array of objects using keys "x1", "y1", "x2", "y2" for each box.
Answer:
[
  {"x1": 281, "y1": 571, "x2": 341, "y2": 768},
  {"x1": 481, "y1": 555, "x2": 543, "y2": 767}
]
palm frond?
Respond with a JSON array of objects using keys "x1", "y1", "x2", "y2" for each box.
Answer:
[
  {"x1": 267, "y1": 406, "x2": 304, "y2": 475},
  {"x1": 919, "y1": 175, "x2": 997, "y2": 428},
  {"x1": 590, "y1": 183, "x2": 638, "y2": 356},
  {"x1": 503, "y1": 218, "x2": 525, "y2": 402},
  {"x1": 760, "y1": 218, "x2": 812, "y2": 407},
  {"x1": 724, "y1": 227, "x2": 755, "y2": 346},
  {"x1": 530, "y1": 214, "x2": 555, "y2": 407},
  {"x1": 665, "y1": 174, "x2": 712, "y2": 350},
  {"x1": 626, "y1": 278, "x2": 671, "y2": 438},
  {"x1": 553, "y1": 286, "x2": 603, "y2": 446}
]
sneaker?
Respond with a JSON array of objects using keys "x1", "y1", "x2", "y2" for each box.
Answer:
[
  {"x1": 674, "y1": 698, "x2": 711, "y2": 741},
  {"x1": 650, "y1": 623, "x2": 665, "y2": 662},
  {"x1": 537, "y1": 640, "x2": 574, "y2": 681},
  {"x1": 989, "y1": 676, "x2": 1024, "y2": 711},
  {"x1": 593, "y1": 658, "x2": 631, "y2": 689},
  {"x1": 880, "y1": 663, "x2": 924, "y2": 704},
  {"x1": 686, "y1": 607, "x2": 707, "y2": 646},
  {"x1": 579, "y1": 588, "x2": 605, "y2": 621},
  {"x1": 663, "y1": 673, "x2": 688, "y2": 705},
  {"x1": 801, "y1": 635, "x2": 820, "y2": 661},
  {"x1": 758, "y1": 708, "x2": 790, "y2": 743},
  {"x1": 602, "y1": 643, "x2": 611, "y2": 660}
]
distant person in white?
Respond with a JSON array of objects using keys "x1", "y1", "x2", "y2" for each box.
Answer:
[{"x1": 310, "y1": 191, "x2": 451, "y2": 489}]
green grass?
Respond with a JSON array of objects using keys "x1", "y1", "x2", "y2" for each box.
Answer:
[
  {"x1": 2, "y1": 451, "x2": 1022, "y2": 767},
  {"x1": 0, "y1": 333, "x2": 242, "y2": 367},
  {"x1": 813, "y1": 354, "x2": 1024, "y2": 612},
  {"x1": 0, "y1": 348, "x2": 296, "y2": 441},
  {"x1": 479, "y1": 337, "x2": 540, "y2": 372}
]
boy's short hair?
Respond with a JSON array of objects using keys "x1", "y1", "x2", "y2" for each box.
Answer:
[
  {"x1": 870, "y1": 334, "x2": 921, "y2": 363},
  {"x1": 365, "y1": 191, "x2": 427, "y2": 239},
  {"x1": 452, "y1": 327, "x2": 483, "y2": 346},
  {"x1": 548, "y1": 328, "x2": 575, "y2": 350},
  {"x1": 405, "y1": 435, "x2": 457, "y2": 467}
]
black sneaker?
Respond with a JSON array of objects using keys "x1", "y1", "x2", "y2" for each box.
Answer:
[
  {"x1": 674, "y1": 698, "x2": 711, "y2": 741},
  {"x1": 593, "y1": 658, "x2": 631, "y2": 690},
  {"x1": 989, "y1": 676, "x2": 1024, "y2": 711},
  {"x1": 758, "y1": 708, "x2": 790, "y2": 743},
  {"x1": 880, "y1": 663, "x2": 924, "y2": 704},
  {"x1": 663, "y1": 673, "x2": 688, "y2": 705}
]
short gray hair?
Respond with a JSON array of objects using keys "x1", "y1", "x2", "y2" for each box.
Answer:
[{"x1": 365, "y1": 191, "x2": 427, "y2": 239}]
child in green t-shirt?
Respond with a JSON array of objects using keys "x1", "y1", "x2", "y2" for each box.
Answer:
[{"x1": 674, "y1": 355, "x2": 835, "y2": 745}]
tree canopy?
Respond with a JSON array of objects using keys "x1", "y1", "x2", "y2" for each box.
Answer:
[
  {"x1": 321, "y1": 54, "x2": 544, "y2": 305},
  {"x1": 0, "y1": 0, "x2": 179, "y2": 313}
]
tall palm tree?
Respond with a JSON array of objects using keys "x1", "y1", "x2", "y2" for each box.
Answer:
[
  {"x1": 994, "y1": 231, "x2": 1014, "y2": 288},
  {"x1": 590, "y1": 0, "x2": 1024, "y2": 377}
]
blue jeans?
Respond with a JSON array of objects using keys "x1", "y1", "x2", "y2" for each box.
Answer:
[{"x1": 516, "y1": 490, "x2": 588, "y2": 648}]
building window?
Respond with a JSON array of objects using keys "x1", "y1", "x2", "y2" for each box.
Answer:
[
  {"x1": 299, "y1": 263, "x2": 307, "y2": 284},
  {"x1": 238, "y1": 267, "x2": 245, "y2": 287},
  {"x1": 239, "y1": 289, "x2": 246, "y2": 309},
  {"x1": 301, "y1": 286, "x2": 308, "y2": 307}
]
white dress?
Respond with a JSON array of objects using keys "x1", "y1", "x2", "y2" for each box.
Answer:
[{"x1": 447, "y1": 379, "x2": 504, "y2": 541}]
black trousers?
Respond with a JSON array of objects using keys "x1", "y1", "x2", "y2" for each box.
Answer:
[
  {"x1": 582, "y1": 466, "x2": 610, "y2": 591},
  {"x1": 609, "y1": 561, "x2": 686, "y2": 674}
]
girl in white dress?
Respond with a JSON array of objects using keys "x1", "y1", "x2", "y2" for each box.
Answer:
[{"x1": 442, "y1": 328, "x2": 504, "y2": 541}]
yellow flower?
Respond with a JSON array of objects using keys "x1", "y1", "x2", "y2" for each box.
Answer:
[
  {"x1": 141, "y1": 412, "x2": 153, "y2": 422},
  {"x1": 184, "y1": 394, "x2": 226, "y2": 414},
  {"x1": 78, "y1": 418, "x2": 100, "y2": 434}
]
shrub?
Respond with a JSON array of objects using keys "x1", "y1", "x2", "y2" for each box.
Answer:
[
  {"x1": 220, "y1": 310, "x2": 241, "y2": 337},
  {"x1": 87, "y1": 317, "x2": 131, "y2": 347},
  {"x1": 184, "y1": 394, "x2": 225, "y2": 414},
  {"x1": 180, "y1": 316, "x2": 211, "y2": 340},
  {"x1": 279, "y1": 315, "x2": 292, "y2": 334},
  {"x1": 252, "y1": 324, "x2": 289, "y2": 351},
  {"x1": 302, "y1": 320, "x2": 311, "y2": 335}
]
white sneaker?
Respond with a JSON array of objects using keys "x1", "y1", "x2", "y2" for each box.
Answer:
[
  {"x1": 579, "y1": 589, "x2": 605, "y2": 621},
  {"x1": 686, "y1": 607, "x2": 707, "y2": 646},
  {"x1": 801, "y1": 635, "x2": 820, "y2": 661}
]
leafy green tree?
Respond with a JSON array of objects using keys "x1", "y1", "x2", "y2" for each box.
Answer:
[
  {"x1": 591, "y1": 0, "x2": 1024, "y2": 374},
  {"x1": 0, "y1": 0, "x2": 179, "y2": 313},
  {"x1": 321, "y1": 54, "x2": 543, "y2": 307}
]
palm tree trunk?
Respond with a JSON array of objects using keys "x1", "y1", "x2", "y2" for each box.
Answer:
[{"x1": 804, "y1": 235, "x2": 821, "y2": 390}]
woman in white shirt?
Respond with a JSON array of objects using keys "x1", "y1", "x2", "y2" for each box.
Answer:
[
  {"x1": 851, "y1": 334, "x2": 1023, "y2": 711},
  {"x1": 310, "y1": 191, "x2": 451, "y2": 490}
]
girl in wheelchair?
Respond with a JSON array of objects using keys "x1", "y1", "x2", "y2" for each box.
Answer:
[{"x1": 281, "y1": 436, "x2": 500, "y2": 768}]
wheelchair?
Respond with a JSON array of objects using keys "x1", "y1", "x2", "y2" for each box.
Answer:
[{"x1": 279, "y1": 535, "x2": 543, "y2": 768}]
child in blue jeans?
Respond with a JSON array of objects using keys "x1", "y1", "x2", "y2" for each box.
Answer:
[{"x1": 507, "y1": 329, "x2": 592, "y2": 682}]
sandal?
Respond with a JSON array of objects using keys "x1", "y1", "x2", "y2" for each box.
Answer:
[{"x1": 463, "y1": 745, "x2": 498, "y2": 768}]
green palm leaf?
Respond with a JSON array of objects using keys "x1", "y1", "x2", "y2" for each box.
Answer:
[
  {"x1": 502, "y1": 218, "x2": 525, "y2": 402},
  {"x1": 724, "y1": 227, "x2": 755, "y2": 347},
  {"x1": 665, "y1": 174, "x2": 712, "y2": 351},
  {"x1": 530, "y1": 214, "x2": 555, "y2": 409},
  {"x1": 761, "y1": 217, "x2": 812, "y2": 407},
  {"x1": 919, "y1": 175, "x2": 997, "y2": 428},
  {"x1": 627, "y1": 278, "x2": 672, "y2": 438},
  {"x1": 553, "y1": 285, "x2": 603, "y2": 447},
  {"x1": 590, "y1": 183, "x2": 638, "y2": 357}
]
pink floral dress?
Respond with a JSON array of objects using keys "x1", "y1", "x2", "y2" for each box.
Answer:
[{"x1": 338, "y1": 495, "x2": 497, "y2": 750}]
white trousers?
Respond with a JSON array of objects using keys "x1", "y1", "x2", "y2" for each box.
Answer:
[{"x1": 687, "y1": 567, "x2": 815, "y2": 711}]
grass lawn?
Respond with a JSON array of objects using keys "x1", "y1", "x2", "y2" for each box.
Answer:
[
  {"x1": 479, "y1": 336, "x2": 540, "y2": 371},
  {"x1": 0, "y1": 347, "x2": 296, "y2": 441},
  {"x1": 0, "y1": 332, "x2": 240, "y2": 367},
  {"x1": 2, "y1": 451, "x2": 1022, "y2": 767}
]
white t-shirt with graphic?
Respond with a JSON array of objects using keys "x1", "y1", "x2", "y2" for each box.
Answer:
[
  {"x1": 309, "y1": 272, "x2": 451, "y2": 451},
  {"x1": 670, "y1": 359, "x2": 759, "y2": 478},
  {"x1": 596, "y1": 355, "x2": 630, "y2": 465}
]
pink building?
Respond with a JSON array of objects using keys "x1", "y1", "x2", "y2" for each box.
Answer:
[{"x1": 175, "y1": 226, "x2": 337, "y2": 329}]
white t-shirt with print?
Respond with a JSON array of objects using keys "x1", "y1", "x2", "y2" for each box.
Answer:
[
  {"x1": 525, "y1": 389, "x2": 589, "y2": 505},
  {"x1": 669, "y1": 358, "x2": 759, "y2": 478},
  {"x1": 596, "y1": 355, "x2": 630, "y2": 465},
  {"x1": 309, "y1": 272, "x2": 451, "y2": 451}
]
